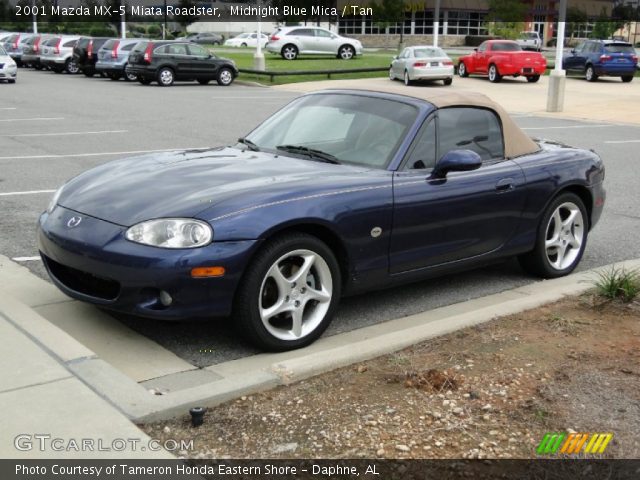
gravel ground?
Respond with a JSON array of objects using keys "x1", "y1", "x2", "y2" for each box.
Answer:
[{"x1": 141, "y1": 294, "x2": 640, "y2": 459}]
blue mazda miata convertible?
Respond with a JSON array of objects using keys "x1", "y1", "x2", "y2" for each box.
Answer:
[{"x1": 38, "y1": 88, "x2": 606, "y2": 351}]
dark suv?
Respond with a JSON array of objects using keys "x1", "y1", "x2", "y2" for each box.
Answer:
[
  {"x1": 73, "y1": 36, "x2": 110, "y2": 77},
  {"x1": 563, "y1": 40, "x2": 638, "y2": 82},
  {"x1": 125, "y1": 40, "x2": 238, "y2": 86},
  {"x1": 184, "y1": 32, "x2": 224, "y2": 45}
]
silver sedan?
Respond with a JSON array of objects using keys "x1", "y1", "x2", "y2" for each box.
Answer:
[{"x1": 390, "y1": 46, "x2": 455, "y2": 86}]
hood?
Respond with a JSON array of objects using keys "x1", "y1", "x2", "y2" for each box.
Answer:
[{"x1": 57, "y1": 147, "x2": 366, "y2": 227}]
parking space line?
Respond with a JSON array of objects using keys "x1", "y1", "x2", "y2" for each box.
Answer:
[
  {"x1": 0, "y1": 189, "x2": 55, "y2": 197},
  {"x1": 0, "y1": 147, "x2": 207, "y2": 161},
  {"x1": 521, "y1": 125, "x2": 615, "y2": 130},
  {"x1": 0, "y1": 107, "x2": 17, "y2": 110},
  {"x1": 604, "y1": 140, "x2": 640, "y2": 144},
  {"x1": 0, "y1": 130, "x2": 127, "y2": 138},
  {"x1": 12, "y1": 256, "x2": 41, "y2": 262},
  {"x1": 0, "y1": 117, "x2": 64, "y2": 122}
]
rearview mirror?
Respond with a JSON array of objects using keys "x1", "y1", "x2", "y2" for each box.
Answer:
[{"x1": 432, "y1": 150, "x2": 482, "y2": 178}]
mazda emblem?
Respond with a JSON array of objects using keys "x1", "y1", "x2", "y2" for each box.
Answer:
[{"x1": 67, "y1": 216, "x2": 83, "y2": 228}]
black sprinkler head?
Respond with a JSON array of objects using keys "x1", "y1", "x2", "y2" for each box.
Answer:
[{"x1": 189, "y1": 407, "x2": 206, "y2": 427}]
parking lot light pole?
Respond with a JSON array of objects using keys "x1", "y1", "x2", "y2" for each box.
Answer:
[
  {"x1": 253, "y1": 0, "x2": 265, "y2": 70},
  {"x1": 32, "y1": 0, "x2": 37, "y2": 34},
  {"x1": 433, "y1": 0, "x2": 440, "y2": 47},
  {"x1": 547, "y1": 0, "x2": 567, "y2": 112},
  {"x1": 121, "y1": 3, "x2": 126, "y2": 39}
]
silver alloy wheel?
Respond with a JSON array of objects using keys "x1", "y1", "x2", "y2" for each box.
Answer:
[
  {"x1": 489, "y1": 65, "x2": 497, "y2": 81},
  {"x1": 218, "y1": 68, "x2": 233, "y2": 85},
  {"x1": 282, "y1": 45, "x2": 297, "y2": 60},
  {"x1": 544, "y1": 202, "x2": 585, "y2": 270},
  {"x1": 125, "y1": 67, "x2": 137, "y2": 82},
  {"x1": 339, "y1": 46, "x2": 354, "y2": 60},
  {"x1": 66, "y1": 60, "x2": 79, "y2": 74},
  {"x1": 389, "y1": 67, "x2": 394, "y2": 80},
  {"x1": 586, "y1": 66, "x2": 594, "y2": 81},
  {"x1": 159, "y1": 68, "x2": 173, "y2": 85},
  {"x1": 458, "y1": 62, "x2": 466, "y2": 77},
  {"x1": 258, "y1": 249, "x2": 333, "y2": 341},
  {"x1": 404, "y1": 70, "x2": 410, "y2": 85}
]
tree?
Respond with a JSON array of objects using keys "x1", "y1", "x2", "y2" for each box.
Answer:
[
  {"x1": 369, "y1": 0, "x2": 406, "y2": 46},
  {"x1": 174, "y1": 0, "x2": 198, "y2": 29},
  {"x1": 591, "y1": 7, "x2": 617, "y2": 40},
  {"x1": 566, "y1": 6, "x2": 588, "y2": 41},
  {"x1": 485, "y1": 0, "x2": 527, "y2": 40}
]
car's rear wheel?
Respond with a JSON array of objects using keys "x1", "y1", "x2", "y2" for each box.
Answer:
[
  {"x1": 241, "y1": 42, "x2": 247, "y2": 48},
  {"x1": 157, "y1": 67, "x2": 174, "y2": 86},
  {"x1": 124, "y1": 65, "x2": 137, "y2": 82},
  {"x1": 488, "y1": 64, "x2": 502, "y2": 83},
  {"x1": 458, "y1": 62, "x2": 468, "y2": 77},
  {"x1": 338, "y1": 45, "x2": 355, "y2": 60},
  {"x1": 65, "y1": 59, "x2": 79, "y2": 74},
  {"x1": 518, "y1": 193, "x2": 588, "y2": 278},
  {"x1": 527, "y1": 75, "x2": 540, "y2": 83},
  {"x1": 388, "y1": 67, "x2": 395, "y2": 81},
  {"x1": 585, "y1": 65, "x2": 597, "y2": 82},
  {"x1": 621, "y1": 75, "x2": 634, "y2": 83},
  {"x1": 281, "y1": 44, "x2": 298, "y2": 60},
  {"x1": 216, "y1": 67, "x2": 234, "y2": 86},
  {"x1": 235, "y1": 233, "x2": 341, "y2": 351},
  {"x1": 197, "y1": 78, "x2": 210, "y2": 85},
  {"x1": 443, "y1": 77, "x2": 453, "y2": 86},
  {"x1": 404, "y1": 70, "x2": 412, "y2": 86}
]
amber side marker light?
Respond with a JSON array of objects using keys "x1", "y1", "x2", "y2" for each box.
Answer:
[{"x1": 191, "y1": 266, "x2": 226, "y2": 278}]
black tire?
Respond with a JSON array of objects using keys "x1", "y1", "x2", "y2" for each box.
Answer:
[
  {"x1": 197, "y1": 78, "x2": 210, "y2": 85},
  {"x1": 137, "y1": 76, "x2": 152, "y2": 85},
  {"x1": 281, "y1": 44, "x2": 298, "y2": 60},
  {"x1": 403, "y1": 70, "x2": 412, "y2": 86},
  {"x1": 338, "y1": 44, "x2": 355, "y2": 60},
  {"x1": 518, "y1": 192, "x2": 589, "y2": 279},
  {"x1": 443, "y1": 77, "x2": 453, "y2": 86},
  {"x1": 65, "y1": 59, "x2": 79, "y2": 74},
  {"x1": 488, "y1": 64, "x2": 502, "y2": 83},
  {"x1": 124, "y1": 68, "x2": 138, "y2": 82},
  {"x1": 234, "y1": 233, "x2": 341, "y2": 351},
  {"x1": 241, "y1": 42, "x2": 247, "y2": 48},
  {"x1": 157, "y1": 67, "x2": 174, "y2": 86},
  {"x1": 458, "y1": 61, "x2": 468, "y2": 77},
  {"x1": 585, "y1": 65, "x2": 597, "y2": 82},
  {"x1": 621, "y1": 75, "x2": 633, "y2": 83},
  {"x1": 526, "y1": 75, "x2": 540, "y2": 83},
  {"x1": 216, "y1": 67, "x2": 234, "y2": 86}
]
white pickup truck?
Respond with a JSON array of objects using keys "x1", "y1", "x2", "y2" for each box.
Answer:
[{"x1": 516, "y1": 31, "x2": 542, "y2": 51}]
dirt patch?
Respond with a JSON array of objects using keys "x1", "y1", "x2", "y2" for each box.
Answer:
[{"x1": 140, "y1": 295, "x2": 640, "y2": 459}]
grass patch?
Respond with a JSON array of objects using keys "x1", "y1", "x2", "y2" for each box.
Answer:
[{"x1": 593, "y1": 267, "x2": 640, "y2": 302}]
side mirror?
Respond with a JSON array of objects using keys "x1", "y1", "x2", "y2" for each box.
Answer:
[
  {"x1": 393, "y1": 55, "x2": 398, "y2": 60},
  {"x1": 432, "y1": 150, "x2": 482, "y2": 178}
]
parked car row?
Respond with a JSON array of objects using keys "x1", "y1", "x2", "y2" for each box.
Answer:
[{"x1": 5, "y1": 32, "x2": 239, "y2": 87}]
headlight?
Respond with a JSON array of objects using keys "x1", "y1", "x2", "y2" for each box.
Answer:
[
  {"x1": 125, "y1": 218, "x2": 212, "y2": 249},
  {"x1": 47, "y1": 185, "x2": 64, "y2": 214}
]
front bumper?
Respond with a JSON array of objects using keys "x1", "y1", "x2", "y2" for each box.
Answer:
[
  {"x1": 38, "y1": 206, "x2": 260, "y2": 320},
  {"x1": 0, "y1": 65, "x2": 17, "y2": 79}
]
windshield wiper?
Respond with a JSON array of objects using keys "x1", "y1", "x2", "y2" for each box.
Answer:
[
  {"x1": 237, "y1": 137, "x2": 260, "y2": 152},
  {"x1": 276, "y1": 145, "x2": 340, "y2": 164}
]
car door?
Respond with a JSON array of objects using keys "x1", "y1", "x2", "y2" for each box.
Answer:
[
  {"x1": 392, "y1": 48, "x2": 410, "y2": 77},
  {"x1": 187, "y1": 43, "x2": 216, "y2": 78},
  {"x1": 475, "y1": 42, "x2": 490, "y2": 72},
  {"x1": 315, "y1": 28, "x2": 337, "y2": 54},
  {"x1": 165, "y1": 43, "x2": 193, "y2": 77},
  {"x1": 288, "y1": 28, "x2": 316, "y2": 53},
  {"x1": 390, "y1": 107, "x2": 527, "y2": 273},
  {"x1": 565, "y1": 42, "x2": 587, "y2": 71}
]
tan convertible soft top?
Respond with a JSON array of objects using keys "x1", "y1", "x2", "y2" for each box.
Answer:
[{"x1": 324, "y1": 87, "x2": 540, "y2": 159}]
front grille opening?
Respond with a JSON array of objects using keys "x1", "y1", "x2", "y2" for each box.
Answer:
[{"x1": 43, "y1": 255, "x2": 120, "y2": 301}]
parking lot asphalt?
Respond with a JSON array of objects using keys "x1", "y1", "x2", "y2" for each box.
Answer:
[{"x1": 1, "y1": 69, "x2": 639, "y2": 367}]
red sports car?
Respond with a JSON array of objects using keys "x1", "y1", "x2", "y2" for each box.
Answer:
[{"x1": 458, "y1": 40, "x2": 547, "y2": 83}]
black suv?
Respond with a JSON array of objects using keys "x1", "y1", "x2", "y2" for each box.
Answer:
[
  {"x1": 125, "y1": 41, "x2": 238, "y2": 86},
  {"x1": 73, "y1": 36, "x2": 110, "y2": 77}
]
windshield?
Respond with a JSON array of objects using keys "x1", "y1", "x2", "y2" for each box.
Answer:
[
  {"x1": 492, "y1": 42, "x2": 522, "y2": 52},
  {"x1": 0, "y1": 45, "x2": 6, "y2": 55},
  {"x1": 414, "y1": 47, "x2": 446, "y2": 58},
  {"x1": 245, "y1": 93, "x2": 418, "y2": 169}
]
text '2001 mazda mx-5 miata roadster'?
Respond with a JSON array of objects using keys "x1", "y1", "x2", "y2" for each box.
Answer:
[{"x1": 38, "y1": 88, "x2": 605, "y2": 351}]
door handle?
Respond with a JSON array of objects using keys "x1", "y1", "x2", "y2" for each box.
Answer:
[{"x1": 495, "y1": 178, "x2": 515, "y2": 193}]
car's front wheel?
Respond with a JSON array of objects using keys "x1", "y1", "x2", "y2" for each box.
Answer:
[
  {"x1": 281, "y1": 44, "x2": 298, "y2": 60},
  {"x1": 235, "y1": 233, "x2": 341, "y2": 351},
  {"x1": 518, "y1": 193, "x2": 588, "y2": 278},
  {"x1": 458, "y1": 62, "x2": 468, "y2": 77},
  {"x1": 621, "y1": 75, "x2": 634, "y2": 83},
  {"x1": 157, "y1": 67, "x2": 174, "y2": 86},
  {"x1": 338, "y1": 45, "x2": 355, "y2": 60},
  {"x1": 216, "y1": 67, "x2": 234, "y2": 86}
]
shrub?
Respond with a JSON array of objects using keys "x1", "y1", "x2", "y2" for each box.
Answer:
[{"x1": 593, "y1": 267, "x2": 640, "y2": 302}]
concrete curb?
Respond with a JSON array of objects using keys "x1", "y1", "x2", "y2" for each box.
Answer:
[{"x1": 2, "y1": 259, "x2": 639, "y2": 422}]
